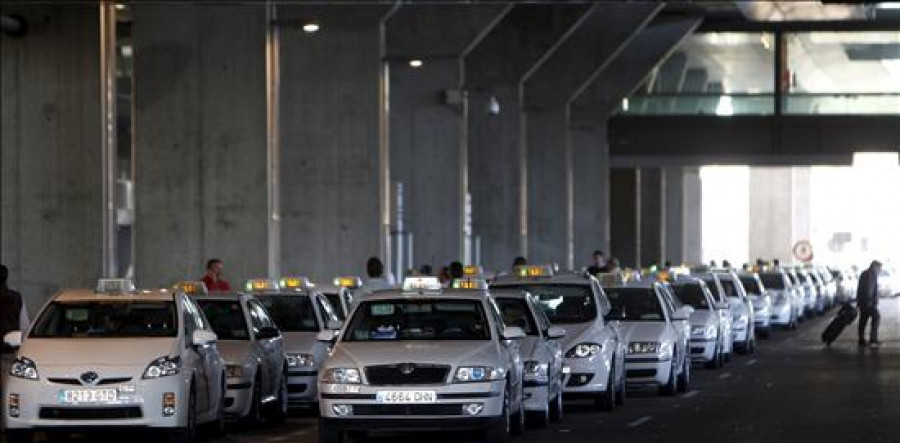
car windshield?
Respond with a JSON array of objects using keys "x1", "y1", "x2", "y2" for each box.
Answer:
[
  {"x1": 257, "y1": 295, "x2": 320, "y2": 332},
  {"x1": 343, "y1": 299, "x2": 490, "y2": 341},
  {"x1": 498, "y1": 284, "x2": 597, "y2": 324},
  {"x1": 701, "y1": 278, "x2": 721, "y2": 299},
  {"x1": 671, "y1": 284, "x2": 710, "y2": 310},
  {"x1": 719, "y1": 279, "x2": 742, "y2": 299},
  {"x1": 30, "y1": 300, "x2": 177, "y2": 338},
  {"x1": 739, "y1": 277, "x2": 763, "y2": 295},
  {"x1": 322, "y1": 293, "x2": 346, "y2": 321},
  {"x1": 760, "y1": 273, "x2": 786, "y2": 290},
  {"x1": 494, "y1": 298, "x2": 538, "y2": 336},
  {"x1": 196, "y1": 299, "x2": 250, "y2": 340},
  {"x1": 603, "y1": 288, "x2": 666, "y2": 321}
]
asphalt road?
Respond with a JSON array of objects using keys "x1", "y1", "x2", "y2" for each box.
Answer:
[{"x1": 14, "y1": 297, "x2": 900, "y2": 443}]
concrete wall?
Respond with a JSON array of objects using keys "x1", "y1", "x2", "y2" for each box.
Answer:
[
  {"x1": 664, "y1": 167, "x2": 685, "y2": 264},
  {"x1": 132, "y1": 4, "x2": 268, "y2": 287},
  {"x1": 749, "y1": 167, "x2": 794, "y2": 262},
  {"x1": 683, "y1": 167, "x2": 703, "y2": 264},
  {"x1": 1, "y1": 5, "x2": 103, "y2": 313},
  {"x1": 639, "y1": 168, "x2": 663, "y2": 267},
  {"x1": 279, "y1": 6, "x2": 387, "y2": 280},
  {"x1": 572, "y1": 125, "x2": 610, "y2": 268},
  {"x1": 526, "y1": 109, "x2": 568, "y2": 265},
  {"x1": 389, "y1": 58, "x2": 462, "y2": 269},
  {"x1": 609, "y1": 168, "x2": 638, "y2": 268}
]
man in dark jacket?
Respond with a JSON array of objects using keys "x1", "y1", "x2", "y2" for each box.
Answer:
[
  {"x1": 1, "y1": 264, "x2": 28, "y2": 352},
  {"x1": 857, "y1": 260, "x2": 882, "y2": 348}
]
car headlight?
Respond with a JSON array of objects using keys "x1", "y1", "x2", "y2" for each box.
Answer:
[
  {"x1": 142, "y1": 356, "x2": 181, "y2": 379},
  {"x1": 628, "y1": 342, "x2": 659, "y2": 354},
  {"x1": 322, "y1": 368, "x2": 361, "y2": 384},
  {"x1": 523, "y1": 361, "x2": 548, "y2": 379},
  {"x1": 691, "y1": 325, "x2": 717, "y2": 339},
  {"x1": 9, "y1": 357, "x2": 39, "y2": 380},
  {"x1": 225, "y1": 364, "x2": 246, "y2": 378},
  {"x1": 454, "y1": 366, "x2": 502, "y2": 383},
  {"x1": 286, "y1": 353, "x2": 316, "y2": 368},
  {"x1": 565, "y1": 343, "x2": 602, "y2": 358}
]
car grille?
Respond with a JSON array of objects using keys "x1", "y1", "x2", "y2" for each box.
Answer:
[
  {"x1": 47, "y1": 377, "x2": 133, "y2": 386},
  {"x1": 365, "y1": 364, "x2": 450, "y2": 386},
  {"x1": 352, "y1": 404, "x2": 463, "y2": 416},
  {"x1": 40, "y1": 407, "x2": 142, "y2": 420}
]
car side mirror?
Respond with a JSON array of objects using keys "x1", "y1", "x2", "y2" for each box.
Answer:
[
  {"x1": 546, "y1": 327, "x2": 566, "y2": 340},
  {"x1": 327, "y1": 320, "x2": 343, "y2": 330},
  {"x1": 256, "y1": 326, "x2": 281, "y2": 341},
  {"x1": 3, "y1": 331, "x2": 22, "y2": 348},
  {"x1": 501, "y1": 326, "x2": 526, "y2": 340},
  {"x1": 317, "y1": 329, "x2": 339, "y2": 343},
  {"x1": 191, "y1": 329, "x2": 217, "y2": 347}
]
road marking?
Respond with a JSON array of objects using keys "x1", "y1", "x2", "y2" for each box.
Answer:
[
  {"x1": 683, "y1": 390, "x2": 700, "y2": 399},
  {"x1": 718, "y1": 372, "x2": 732, "y2": 380},
  {"x1": 627, "y1": 416, "x2": 652, "y2": 428},
  {"x1": 746, "y1": 359, "x2": 758, "y2": 366}
]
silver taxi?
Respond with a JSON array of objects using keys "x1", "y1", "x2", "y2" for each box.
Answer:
[
  {"x1": 709, "y1": 270, "x2": 757, "y2": 354},
  {"x1": 189, "y1": 286, "x2": 287, "y2": 425},
  {"x1": 3, "y1": 279, "x2": 225, "y2": 443},
  {"x1": 246, "y1": 278, "x2": 342, "y2": 408},
  {"x1": 670, "y1": 278, "x2": 726, "y2": 369},
  {"x1": 491, "y1": 265, "x2": 626, "y2": 412},
  {"x1": 318, "y1": 277, "x2": 526, "y2": 443},
  {"x1": 490, "y1": 286, "x2": 566, "y2": 428}
]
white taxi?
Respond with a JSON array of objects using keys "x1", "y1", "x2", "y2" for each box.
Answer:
[
  {"x1": 758, "y1": 270, "x2": 800, "y2": 329},
  {"x1": 602, "y1": 280, "x2": 691, "y2": 396},
  {"x1": 3, "y1": 279, "x2": 225, "y2": 443},
  {"x1": 319, "y1": 276, "x2": 363, "y2": 321},
  {"x1": 317, "y1": 277, "x2": 526, "y2": 443},
  {"x1": 489, "y1": 285, "x2": 566, "y2": 428},
  {"x1": 737, "y1": 272, "x2": 773, "y2": 338},
  {"x1": 245, "y1": 278, "x2": 342, "y2": 409},
  {"x1": 704, "y1": 270, "x2": 757, "y2": 354},
  {"x1": 186, "y1": 284, "x2": 287, "y2": 425},
  {"x1": 670, "y1": 278, "x2": 726, "y2": 369},
  {"x1": 491, "y1": 265, "x2": 626, "y2": 412}
]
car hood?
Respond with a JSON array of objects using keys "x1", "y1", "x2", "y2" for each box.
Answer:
[
  {"x1": 689, "y1": 310, "x2": 716, "y2": 327},
  {"x1": 617, "y1": 321, "x2": 668, "y2": 343},
  {"x1": 329, "y1": 341, "x2": 500, "y2": 368},
  {"x1": 282, "y1": 331, "x2": 319, "y2": 354},
  {"x1": 216, "y1": 340, "x2": 254, "y2": 364},
  {"x1": 21, "y1": 338, "x2": 176, "y2": 367}
]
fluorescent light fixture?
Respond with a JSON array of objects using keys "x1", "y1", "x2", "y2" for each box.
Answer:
[
  {"x1": 302, "y1": 23, "x2": 320, "y2": 33},
  {"x1": 622, "y1": 98, "x2": 630, "y2": 112},
  {"x1": 715, "y1": 95, "x2": 734, "y2": 116},
  {"x1": 877, "y1": 2, "x2": 900, "y2": 10},
  {"x1": 409, "y1": 59, "x2": 423, "y2": 68},
  {"x1": 114, "y1": 3, "x2": 126, "y2": 10}
]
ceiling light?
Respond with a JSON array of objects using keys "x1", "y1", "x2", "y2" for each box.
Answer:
[
  {"x1": 877, "y1": 2, "x2": 900, "y2": 10},
  {"x1": 114, "y1": 3, "x2": 126, "y2": 10},
  {"x1": 409, "y1": 59, "x2": 423, "y2": 68},
  {"x1": 715, "y1": 95, "x2": 734, "y2": 116},
  {"x1": 302, "y1": 23, "x2": 320, "y2": 33}
]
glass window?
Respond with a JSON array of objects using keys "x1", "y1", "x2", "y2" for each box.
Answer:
[
  {"x1": 315, "y1": 295, "x2": 341, "y2": 326},
  {"x1": 671, "y1": 284, "x2": 711, "y2": 310},
  {"x1": 760, "y1": 273, "x2": 788, "y2": 290},
  {"x1": 258, "y1": 295, "x2": 319, "y2": 332},
  {"x1": 499, "y1": 284, "x2": 597, "y2": 324},
  {"x1": 322, "y1": 292, "x2": 346, "y2": 321},
  {"x1": 196, "y1": 299, "x2": 250, "y2": 340},
  {"x1": 494, "y1": 298, "x2": 538, "y2": 336},
  {"x1": 30, "y1": 301, "x2": 177, "y2": 338},
  {"x1": 343, "y1": 300, "x2": 490, "y2": 342},
  {"x1": 604, "y1": 288, "x2": 666, "y2": 322},
  {"x1": 739, "y1": 276, "x2": 764, "y2": 295}
]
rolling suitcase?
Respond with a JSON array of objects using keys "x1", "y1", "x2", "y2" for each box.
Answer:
[{"x1": 821, "y1": 303, "x2": 858, "y2": 345}]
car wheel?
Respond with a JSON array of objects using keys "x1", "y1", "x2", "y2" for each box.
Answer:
[
  {"x1": 525, "y1": 389, "x2": 550, "y2": 429},
  {"x1": 659, "y1": 359, "x2": 677, "y2": 396},
  {"x1": 511, "y1": 385, "x2": 525, "y2": 436},
  {"x1": 595, "y1": 367, "x2": 615, "y2": 411},
  {"x1": 170, "y1": 386, "x2": 197, "y2": 443},
  {"x1": 204, "y1": 378, "x2": 227, "y2": 438},
  {"x1": 242, "y1": 374, "x2": 263, "y2": 427},
  {"x1": 677, "y1": 355, "x2": 691, "y2": 393},
  {"x1": 267, "y1": 370, "x2": 288, "y2": 426},
  {"x1": 483, "y1": 385, "x2": 511, "y2": 443},
  {"x1": 549, "y1": 390, "x2": 564, "y2": 423}
]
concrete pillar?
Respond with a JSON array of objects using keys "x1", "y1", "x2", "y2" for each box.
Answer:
[
  {"x1": 664, "y1": 167, "x2": 685, "y2": 265},
  {"x1": 1, "y1": 4, "x2": 103, "y2": 312},
  {"x1": 609, "y1": 168, "x2": 638, "y2": 268},
  {"x1": 572, "y1": 124, "x2": 610, "y2": 266},
  {"x1": 792, "y1": 166, "x2": 812, "y2": 247},
  {"x1": 132, "y1": 4, "x2": 268, "y2": 287},
  {"x1": 640, "y1": 168, "x2": 664, "y2": 268},
  {"x1": 683, "y1": 167, "x2": 703, "y2": 265},
  {"x1": 526, "y1": 109, "x2": 568, "y2": 265},
  {"x1": 279, "y1": 6, "x2": 391, "y2": 281},
  {"x1": 749, "y1": 167, "x2": 794, "y2": 262}
]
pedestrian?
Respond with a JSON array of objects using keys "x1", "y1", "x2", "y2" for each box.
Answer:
[
  {"x1": 438, "y1": 266, "x2": 451, "y2": 285},
  {"x1": 201, "y1": 259, "x2": 231, "y2": 292},
  {"x1": 512, "y1": 256, "x2": 527, "y2": 269},
  {"x1": 857, "y1": 260, "x2": 882, "y2": 348},
  {"x1": 587, "y1": 250, "x2": 605, "y2": 275},
  {"x1": 773, "y1": 259, "x2": 781, "y2": 268},
  {"x1": 1, "y1": 264, "x2": 30, "y2": 424},
  {"x1": 449, "y1": 261, "x2": 465, "y2": 281},
  {"x1": 363, "y1": 257, "x2": 395, "y2": 293},
  {"x1": 605, "y1": 258, "x2": 621, "y2": 273},
  {"x1": 723, "y1": 260, "x2": 732, "y2": 269}
]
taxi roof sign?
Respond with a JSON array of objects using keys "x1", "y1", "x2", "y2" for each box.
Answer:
[
  {"x1": 463, "y1": 265, "x2": 484, "y2": 277},
  {"x1": 96, "y1": 278, "x2": 136, "y2": 294},
  {"x1": 280, "y1": 276, "x2": 314, "y2": 290},
  {"x1": 334, "y1": 276, "x2": 363, "y2": 289},
  {"x1": 174, "y1": 281, "x2": 208, "y2": 296},
  {"x1": 402, "y1": 276, "x2": 442, "y2": 292},
  {"x1": 245, "y1": 278, "x2": 280, "y2": 292},
  {"x1": 450, "y1": 278, "x2": 488, "y2": 290},
  {"x1": 514, "y1": 265, "x2": 555, "y2": 278}
]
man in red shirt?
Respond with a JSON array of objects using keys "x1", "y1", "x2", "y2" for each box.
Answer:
[{"x1": 201, "y1": 259, "x2": 231, "y2": 292}]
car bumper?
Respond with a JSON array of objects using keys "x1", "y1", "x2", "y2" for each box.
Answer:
[
  {"x1": 732, "y1": 326, "x2": 749, "y2": 343},
  {"x1": 754, "y1": 312, "x2": 771, "y2": 328},
  {"x1": 3, "y1": 375, "x2": 189, "y2": 430},
  {"x1": 318, "y1": 381, "x2": 505, "y2": 422},
  {"x1": 224, "y1": 377, "x2": 254, "y2": 418},
  {"x1": 560, "y1": 356, "x2": 611, "y2": 395},
  {"x1": 286, "y1": 370, "x2": 318, "y2": 404},
  {"x1": 623, "y1": 357, "x2": 670, "y2": 387},
  {"x1": 689, "y1": 339, "x2": 716, "y2": 362},
  {"x1": 320, "y1": 416, "x2": 498, "y2": 432},
  {"x1": 522, "y1": 380, "x2": 550, "y2": 412},
  {"x1": 770, "y1": 304, "x2": 792, "y2": 325}
]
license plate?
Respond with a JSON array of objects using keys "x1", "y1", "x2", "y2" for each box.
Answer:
[
  {"x1": 376, "y1": 390, "x2": 436, "y2": 404},
  {"x1": 59, "y1": 389, "x2": 118, "y2": 404}
]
